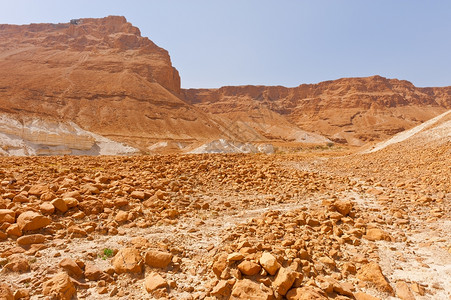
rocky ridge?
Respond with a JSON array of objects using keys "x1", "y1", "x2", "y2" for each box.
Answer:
[
  {"x1": 1, "y1": 16, "x2": 450, "y2": 154},
  {"x1": 183, "y1": 76, "x2": 451, "y2": 146},
  {"x1": 0, "y1": 16, "x2": 249, "y2": 152}
]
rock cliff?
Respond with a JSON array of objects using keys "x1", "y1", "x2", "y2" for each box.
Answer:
[
  {"x1": 0, "y1": 16, "x2": 239, "y2": 151},
  {"x1": 183, "y1": 76, "x2": 451, "y2": 145},
  {"x1": 0, "y1": 16, "x2": 450, "y2": 153}
]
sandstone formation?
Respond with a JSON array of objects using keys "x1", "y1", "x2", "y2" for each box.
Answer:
[
  {"x1": 0, "y1": 16, "x2": 243, "y2": 152},
  {"x1": 183, "y1": 76, "x2": 451, "y2": 145},
  {"x1": 0, "y1": 113, "x2": 137, "y2": 155},
  {"x1": 2, "y1": 16, "x2": 449, "y2": 155}
]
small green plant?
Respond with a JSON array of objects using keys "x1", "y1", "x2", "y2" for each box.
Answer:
[{"x1": 100, "y1": 248, "x2": 114, "y2": 260}]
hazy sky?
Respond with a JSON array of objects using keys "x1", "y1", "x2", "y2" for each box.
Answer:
[{"x1": 1, "y1": 1, "x2": 451, "y2": 88}]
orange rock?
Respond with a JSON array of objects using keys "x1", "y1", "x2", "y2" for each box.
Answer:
[
  {"x1": 237, "y1": 260, "x2": 261, "y2": 276},
  {"x1": 28, "y1": 185, "x2": 50, "y2": 196},
  {"x1": 130, "y1": 191, "x2": 145, "y2": 200},
  {"x1": 227, "y1": 252, "x2": 244, "y2": 261},
  {"x1": 112, "y1": 247, "x2": 142, "y2": 274},
  {"x1": 211, "y1": 280, "x2": 231, "y2": 297},
  {"x1": 13, "y1": 288, "x2": 29, "y2": 300},
  {"x1": 144, "y1": 272, "x2": 167, "y2": 293},
  {"x1": 410, "y1": 282, "x2": 425, "y2": 296},
  {"x1": 259, "y1": 252, "x2": 280, "y2": 275},
  {"x1": 364, "y1": 228, "x2": 391, "y2": 241},
  {"x1": 334, "y1": 200, "x2": 353, "y2": 216},
  {"x1": 78, "y1": 200, "x2": 104, "y2": 215},
  {"x1": 0, "y1": 283, "x2": 13, "y2": 300},
  {"x1": 0, "y1": 209, "x2": 15, "y2": 224},
  {"x1": 63, "y1": 197, "x2": 79, "y2": 208},
  {"x1": 4, "y1": 254, "x2": 29, "y2": 272},
  {"x1": 42, "y1": 272, "x2": 76, "y2": 300},
  {"x1": 286, "y1": 286, "x2": 327, "y2": 300},
  {"x1": 51, "y1": 198, "x2": 68, "y2": 213},
  {"x1": 12, "y1": 194, "x2": 29, "y2": 203},
  {"x1": 17, "y1": 234, "x2": 45, "y2": 246},
  {"x1": 395, "y1": 281, "x2": 415, "y2": 300},
  {"x1": 84, "y1": 263, "x2": 103, "y2": 281},
  {"x1": 357, "y1": 262, "x2": 394, "y2": 295},
  {"x1": 16, "y1": 211, "x2": 51, "y2": 231},
  {"x1": 67, "y1": 225, "x2": 87, "y2": 237},
  {"x1": 5, "y1": 224, "x2": 21, "y2": 237},
  {"x1": 230, "y1": 279, "x2": 274, "y2": 300},
  {"x1": 212, "y1": 253, "x2": 228, "y2": 277},
  {"x1": 80, "y1": 184, "x2": 100, "y2": 195},
  {"x1": 39, "y1": 202, "x2": 55, "y2": 215},
  {"x1": 354, "y1": 292, "x2": 381, "y2": 300},
  {"x1": 272, "y1": 267, "x2": 297, "y2": 296},
  {"x1": 145, "y1": 250, "x2": 173, "y2": 269},
  {"x1": 40, "y1": 192, "x2": 56, "y2": 202},
  {"x1": 114, "y1": 211, "x2": 129, "y2": 223},
  {"x1": 59, "y1": 258, "x2": 83, "y2": 279}
]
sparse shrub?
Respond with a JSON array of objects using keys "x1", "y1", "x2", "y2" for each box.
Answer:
[{"x1": 100, "y1": 248, "x2": 114, "y2": 260}]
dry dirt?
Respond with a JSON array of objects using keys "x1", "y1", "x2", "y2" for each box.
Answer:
[{"x1": 0, "y1": 117, "x2": 449, "y2": 300}]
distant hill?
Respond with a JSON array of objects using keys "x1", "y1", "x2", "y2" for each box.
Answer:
[{"x1": 0, "y1": 16, "x2": 449, "y2": 155}]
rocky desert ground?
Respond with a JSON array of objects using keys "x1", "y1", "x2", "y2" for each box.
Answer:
[
  {"x1": 0, "y1": 111, "x2": 449, "y2": 300},
  {"x1": 0, "y1": 16, "x2": 450, "y2": 300}
]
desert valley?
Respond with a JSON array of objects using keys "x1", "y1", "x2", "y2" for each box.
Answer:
[{"x1": 0, "y1": 16, "x2": 450, "y2": 300}]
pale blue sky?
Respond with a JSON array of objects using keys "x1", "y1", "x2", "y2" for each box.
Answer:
[{"x1": 1, "y1": 0, "x2": 451, "y2": 88}]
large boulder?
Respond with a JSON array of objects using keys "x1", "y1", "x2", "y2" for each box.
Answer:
[
  {"x1": 4, "y1": 254, "x2": 30, "y2": 273},
  {"x1": 144, "y1": 272, "x2": 167, "y2": 293},
  {"x1": 272, "y1": 267, "x2": 297, "y2": 296},
  {"x1": 0, "y1": 283, "x2": 13, "y2": 300},
  {"x1": 17, "y1": 234, "x2": 45, "y2": 246},
  {"x1": 17, "y1": 211, "x2": 51, "y2": 231},
  {"x1": 144, "y1": 250, "x2": 172, "y2": 268},
  {"x1": 42, "y1": 272, "x2": 76, "y2": 300},
  {"x1": 237, "y1": 260, "x2": 261, "y2": 276},
  {"x1": 230, "y1": 279, "x2": 274, "y2": 300},
  {"x1": 286, "y1": 286, "x2": 328, "y2": 300},
  {"x1": 0, "y1": 209, "x2": 15, "y2": 224},
  {"x1": 357, "y1": 262, "x2": 394, "y2": 295},
  {"x1": 112, "y1": 247, "x2": 143, "y2": 274},
  {"x1": 259, "y1": 252, "x2": 280, "y2": 275},
  {"x1": 59, "y1": 258, "x2": 83, "y2": 279}
]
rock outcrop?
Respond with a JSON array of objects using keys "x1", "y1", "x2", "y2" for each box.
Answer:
[
  {"x1": 0, "y1": 113, "x2": 137, "y2": 155},
  {"x1": 2, "y1": 16, "x2": 448, "y2": 153},
  {"x1": 0, "y1": 16, "x2": 243, "y2": 151},
  {"x1": 183, "y1": 76, "x2": 451, "y2": 145}
]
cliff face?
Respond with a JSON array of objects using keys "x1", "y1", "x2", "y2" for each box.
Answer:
[
  {"x1": 0, "y1": 16, "x2": 180, "y2": 93},
  {"x1": 0, "y1": 16, "x2": 231, "y2": 150},
  {"x1": 183, "y1": 76, "x2": 451, "y2": 145},
  {"x1": 0, "y1": 16, "x2": 449, "y2": 153}
]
